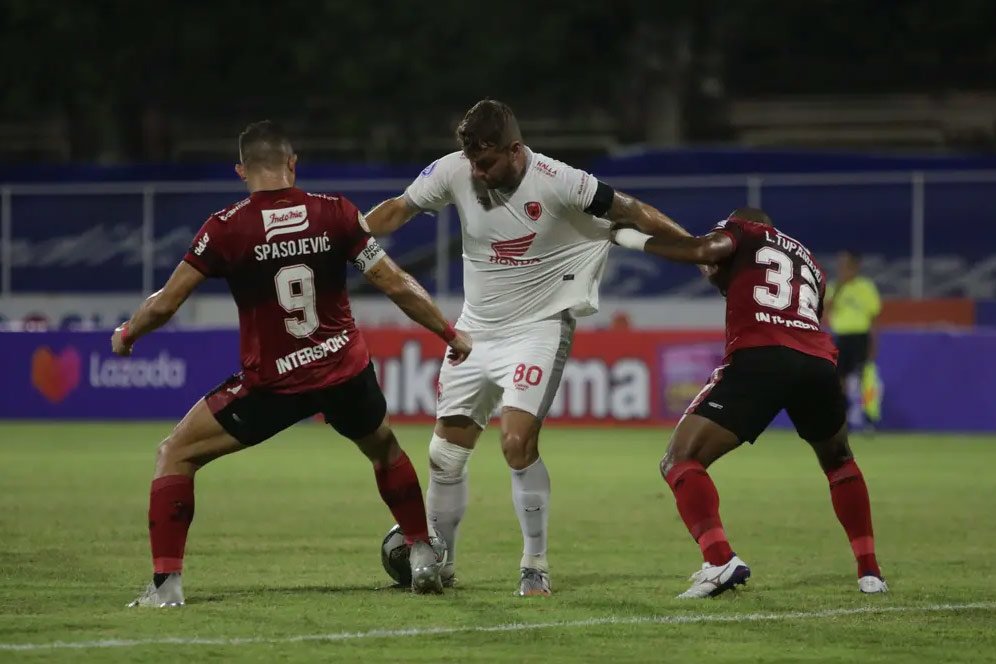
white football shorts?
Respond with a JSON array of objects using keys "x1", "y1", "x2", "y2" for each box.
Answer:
[{"x1": 436, "y1": 312, "x2": 575, "y2": 428}]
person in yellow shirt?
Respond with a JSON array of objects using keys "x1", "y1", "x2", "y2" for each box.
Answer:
[{"x1": 825, "y1": 250, "x2": 881, "y2": 426}]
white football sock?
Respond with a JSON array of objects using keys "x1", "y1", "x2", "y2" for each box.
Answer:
[
  {"x1": 511, "y1": 457, "x2": 550, "y2": 569},
  {"x1": 427, "y1": 435, "x2": 471, "y2": 566}
]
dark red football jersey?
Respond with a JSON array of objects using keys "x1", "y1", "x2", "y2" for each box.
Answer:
[
  {"x1": 183, "y1": 187, "x2": 379, "y2": 393},
  {"x1": 711, "y1": 218, "x2": 838, "y2": 364}
]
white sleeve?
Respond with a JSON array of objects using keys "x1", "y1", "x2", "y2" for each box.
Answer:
[
  {"x1": 403, "y1": 154, "x2": 457, "y2": 212},
  {"x1": 554, "y1": 164, "x2": 600, "y2": 214}
]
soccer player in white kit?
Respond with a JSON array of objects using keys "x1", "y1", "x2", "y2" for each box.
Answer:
[{"x1": 365, "y1": 100, "x2": 690, "y2": 595}]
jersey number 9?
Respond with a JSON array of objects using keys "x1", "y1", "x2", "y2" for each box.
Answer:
[{"x1": 275, "y1": 264, "x2": 319, "y2": 338}]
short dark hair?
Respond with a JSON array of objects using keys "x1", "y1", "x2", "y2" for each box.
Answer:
[
  {"x1": 840, "y1": 249, "x2": 862, "y2": 262},
  {"x1": 456, "y1": 99, "x2": 522, "y2": 155},
  {"x1": 729, "y1": 207, "x2": 773, "y2": 225},
  {"x1": 238, "y1": 120, "x2": 293, "y2": 169}
]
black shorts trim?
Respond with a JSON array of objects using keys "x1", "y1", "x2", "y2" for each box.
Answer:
[
  {"x1": 206, "y1": 363, "x2": 387, "y2": 446},
  {"x1": 688, "y1": 346, "x2": 846, "y2": 444}
]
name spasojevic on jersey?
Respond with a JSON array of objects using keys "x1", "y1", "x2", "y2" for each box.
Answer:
[{"x1": 404, "y1": 149, "x2": 613, "y2": 331}]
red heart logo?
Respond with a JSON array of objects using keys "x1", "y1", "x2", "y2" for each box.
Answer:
[
  {"x1": 31, "y1": 346, "x2": 81, "y2": 403},
  {"x1": 524, "y1": 201, "x2": 542, "y2": 221}
]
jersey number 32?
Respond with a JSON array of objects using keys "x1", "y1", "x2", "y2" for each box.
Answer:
[{"x1": 752, "y1": 247, "x2": 820, "y2": 323}]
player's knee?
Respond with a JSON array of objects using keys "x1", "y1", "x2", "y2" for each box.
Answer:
[
  {"x1": 155, "y1": 431, "x2": 205, "y2": 475},
  {"x1": 663, "y1": 434, "x2": 695, "y2": 466},
  {"x1": 354, "y1": 422, "x2": 398, "y2": 465},
  {"x1": 155, "y1": 434, "x2": 188, "y2": 472},
  {"x1": 814, "y1": 440, "x2": 853, "y2": 471},
  {"x1": 428, "y1": 435, "x2": 471, "y2": 484},
  {"x1": 155, "y1": 437, "x2": 172, "y2": 468},
  {"x1": 500, "y1": 430, "x2": 536, "y2": 470},
  {"x1": 811, "y1": 426, "x2": 853, "y2": 471},
  {"x1": 659, "y1": 452, "x2": 677, "y2": 478}
]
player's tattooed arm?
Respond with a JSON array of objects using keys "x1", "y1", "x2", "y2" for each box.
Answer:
[
  {"x1": 363, "y1": 196, "x2": 420, "y2": 236},
  {"x1": 363, "y1": 255, "x2": 472, "y2": 364},
  {"x1": 613, "y1": 228, "x2": 735, "y2": 265},
  {"x1": 111, "y1": 261, "x2": 205, "y2": 356},
  {"x1": 605, "y1": 190, "x2": 692, "y2": 239}
]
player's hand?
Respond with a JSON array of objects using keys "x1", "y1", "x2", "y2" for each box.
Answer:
[
  {"x1": 111, "y1": 324, "x2": 134, "y2": 356},
  {"x1": 446, "y1": 330, "x2": 472, "y2": 366},
  {"x1": 699, "y1": 263, "x2": 717, "y2": 279}
]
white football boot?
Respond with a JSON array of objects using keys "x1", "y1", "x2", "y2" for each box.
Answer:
[
  {"x1": 409, "y1": 540, "x2": 445, "y2": 594},
  {"x1": 440, "y1": 562, "x2": 457, "y2": 588},
  {"x1": 518, "y1": 568, "x2": 552, "y2": 597},
  {"x1": 858, "y1": 575, "x2": 889, "y2": 594},
  {"x1": 677, "y1": 555, "x2": 751, "y2": 599},
  {"x1": 127, "y1": 573, "x2": 185, "y2": 607}
]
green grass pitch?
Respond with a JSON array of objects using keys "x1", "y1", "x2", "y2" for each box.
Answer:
[{"x1": 2, "y1": 422, "x2": 995, "y2": 662}]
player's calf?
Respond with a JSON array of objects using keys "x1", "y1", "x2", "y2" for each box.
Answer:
[
  {"x1": 135, "y1": 399, "x2": 245, "y2": 605},
  {"x1": 427, "y1": 432, "x2": 473, "y2": 586},
  {"x1": 360, "y1": 426, "x2": 432, "y2": 547},
  {"x1": 501, "y1": 409, "x2": 553, "y2": 594},
  {"x1": 662, "y1": 415, "x2": 742, "y2": 569},
  {"x1": 810, "y1": 425, "x2": 885, "y2": 584}
]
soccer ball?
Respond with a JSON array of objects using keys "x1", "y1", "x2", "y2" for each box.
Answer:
[{"x1": 380, "y1": 524, "x2": 446, "y2": 586}]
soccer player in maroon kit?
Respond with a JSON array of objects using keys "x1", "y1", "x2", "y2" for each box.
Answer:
[
  {"x1": 112, "y1": 121, "x2": 471, "y2": 606},
  {"x1": 613, "y1": 207, "x2": 887, "y2": 598}
]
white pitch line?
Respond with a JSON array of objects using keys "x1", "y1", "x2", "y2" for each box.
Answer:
[{"x1": 1, "y1": 602, "x2": 994, "y2": 652}]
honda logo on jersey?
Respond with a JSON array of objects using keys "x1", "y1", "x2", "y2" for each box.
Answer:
[
  {"x1": 524, "y1": 201, "x2": 542, "y2": 221},
  {"x1": 490, "y1": 233, "x2": 541, "y2": 266},
  {"x1": 262, "y1": 205, "x2": 309, "y2": 241}
]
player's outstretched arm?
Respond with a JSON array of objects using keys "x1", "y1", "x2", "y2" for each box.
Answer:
[
  {"x1": 364, "y1": 196, "x2": 420, "y2": 236},
  {"x1": 612, "y1": 228, "x2": 735, "y2": 265},
  {"x1": 111, "y1": 261, "x2": 205, "y2": 356},
  {"x1": 363, "y1": 255, "x2": 471, "y2": 365},
  {"x1": 605, "y1": 190, "x2": 692, "y2": 240}
]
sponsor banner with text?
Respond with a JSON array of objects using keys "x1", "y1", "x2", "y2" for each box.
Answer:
[
  {"x1": 4, "y1": 328, "x2": 995, "y2": 431},
  {"x1": 0, "y1": 329, "x2": 723, "y2": 424}
]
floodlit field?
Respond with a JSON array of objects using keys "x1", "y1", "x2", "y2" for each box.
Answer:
[{"x1": 2, "y1": 422, "x2": 995, "y2": 662}]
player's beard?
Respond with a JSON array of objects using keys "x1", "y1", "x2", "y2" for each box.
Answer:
[{"x1": 493, "y1": 163, "x2": 525, "y2": 193}]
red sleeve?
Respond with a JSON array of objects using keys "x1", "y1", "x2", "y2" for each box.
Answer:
[
  {"x1": 336, "y1": 197, "x2": 374, "y2": 261},
  {"x1": 182, "y1": 215, "x2": 230, "y2": 277},
  {"x1": 711, "y1": 219, "x2": 743, "y2": 252}
]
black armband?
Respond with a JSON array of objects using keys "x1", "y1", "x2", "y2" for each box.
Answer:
[{"x1": 584, "y1": 180, "x2": 614, "y2": 217}]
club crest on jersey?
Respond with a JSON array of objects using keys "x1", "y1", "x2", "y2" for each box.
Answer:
[
  {"x1": 524, "y1": 201, "x2": 542, "y2": 221},
  {"x1": 490, "y1": 233, "x2": 540, "y2": 266},
  {"x1": 262, "y1": 205, "x2": 309, "y2": 241}
]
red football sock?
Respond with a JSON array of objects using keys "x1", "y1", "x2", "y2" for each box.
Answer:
[
  {"x1": 148, "y1": 475, "x2": 195, "y2": 574},
  {"x1": 665, "y1": 460, "x2": 734, "y2": 566},
  {"x1": 826, "y1": 459, "x2": 881, "y2": 578},
  {"x1": 375, "y1": 452, "x2": 429, "y2": 545}
]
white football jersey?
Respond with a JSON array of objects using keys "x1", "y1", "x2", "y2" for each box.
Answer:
[{"x1": 404, "y1": 148, "x2": 612, "y2": 331}]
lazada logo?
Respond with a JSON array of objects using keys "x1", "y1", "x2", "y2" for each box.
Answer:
[
  {"x1": 31, "y1": 346, "x2": 81, "y2": 403},
  {"x1": 30, "y1": 346, "x2": 188, "y2": 403}
]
